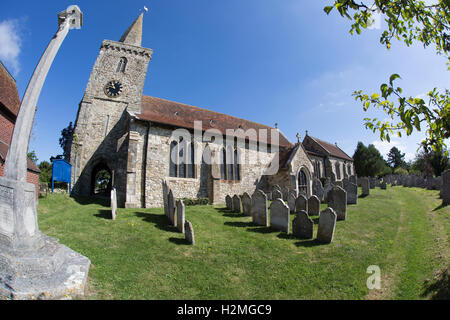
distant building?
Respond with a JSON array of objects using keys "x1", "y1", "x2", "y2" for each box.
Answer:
[
  {"x1": 0, "y1": 61, "x2": 40, "y2": 196},
  {"x1": 70, "y1": 13, "x2": 353, "y2": 208}
]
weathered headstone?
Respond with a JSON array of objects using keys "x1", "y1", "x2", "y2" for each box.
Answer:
[
  {"x1": 317, "y1": 207, "x2": 337, "y2": 244},
  {"x1": 0, "y1": 5, "x2": 90, "y2": 300},
  {"x1": 281, "y1": 186, "x2": 290, "y2": 201},
  {"x1": 185, "y1": 220, "x2": 195, "y2": 245},
  {"x1": 349, "y1": 175, "x2": 357, "y2": 186},
  {"x1": 251, "y1": 190, "x2": 268, "y2": 227},
  {"x1": 327, "y1": 186, "x2": 347, "y2": 221},
  {"x1": 111, "y1": 188, "x2": 117, "y2": 220},
  {"x1": 225, "y1": 195, "x2": 232, "y2": 210},
  {"x1": 369, "y1": 177, "x2": 376, "y2": 189},
  {"x1": 272, "y1": 189, "x2": 283, "y2": 200},
  {"x1": 232, "y1": 195, "x2": 241, "y2": 213},
  {"x1": 323, "y1": 179, "x2": 333, "y2": 203},
  {"x1": 442, "y1": 170, "x2": 450, "y2": 205},
  {"x1": 343, "y1": 179, "x2": 358, "y2": 205},
  {"x1": 168, "y1": 189, "x2": 176, "y2": 226},
  {"x1": 334, "y1": 181, "x2": 343, "y2": 188},
  {"x1": 292, "y1": 210, "x2": 313, "y2": 239},
  {"x1": 380, "y1": 181, "x2": 387, "y2": 190},
  {"x1": 287, "y1": 191, "x2": 297, "y2": 213},
  {"x1": 270, "y1": 199, "x2": 290, "y2": 233},
  {"x1": 176, "y1": 200, "x2": 185, "y2": 233},
  {"x1": 241, "y1": 192, "x2": 252, "y2": 216},
  {"x1": 295, "y1": 194, "x2": 308, "y2": 213},
  {"x1": 361, "y1": 177, "x2": 370, "y2": 196},
  {"x1": 162, "y1": 179, "x2": 169, "y2": 217},
  {"x1": 312, "y1": 178, "x2": 324, "y2": 201},
  {"x1": 307, "y1": 195, "x2": 320, "y2": 216}
]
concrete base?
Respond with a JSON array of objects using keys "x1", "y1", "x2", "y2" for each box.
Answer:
[{"x1": 0, "y1": 233, "x2": 90, "y2": 300}]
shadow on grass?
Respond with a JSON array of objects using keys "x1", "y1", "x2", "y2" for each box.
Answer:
[
  {"x1": 134, "y1": 212, "x2": 178, "y2": 233},
  {"x1": 421, "y1": 268, "x2": 449, "y2": 300},
  {"x1": 433, "y1": 203, "x2": 448, "y2": 211},
  {"x1": 216, "y1": 208, "x2": 230, "y2": 213},
  {"x1": 168, "y1": 237, "x2": 190, "y2": 246},
  {"x1": 277, "y1": 233, "x2": 297, "y2": 240},
  {"x1": 224, "y1": 221, "x2": 255, "y2": 228},
  {"x1": 295, "y1": 239, "x2": 327, "y2": 247},
  {"x1": 223, "y1": 213, "x2": 247, "y2": 218},
  {"x1": 72, "y1": 195, "x2": 110, "y2": 207},
  {"x1": 247, "y1": 226, "x2": 279, "y2": 234},
  {"x1": 358, "y1": 194, "x2": 369, "y2": 199},
  {"x1": 95, "y1": 209, "x2": 112, "y2": 220}
]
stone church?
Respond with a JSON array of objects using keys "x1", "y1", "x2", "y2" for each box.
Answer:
[{"x1": 70, "y1": 13, "x2": 354, "y2": 208}]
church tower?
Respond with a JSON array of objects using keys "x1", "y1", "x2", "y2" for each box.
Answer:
[{"x1": 70, "y1": 13, "x2": 153, "y2": 202}]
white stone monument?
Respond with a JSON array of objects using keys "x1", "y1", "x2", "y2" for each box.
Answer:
[{"x1": 0, "y1": 6, "x2": 90, "y2": 300}]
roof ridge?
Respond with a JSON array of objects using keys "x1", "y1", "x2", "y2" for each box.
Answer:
[{"x1": 143, "y1": 95, "x2": 282, "y2": 132}]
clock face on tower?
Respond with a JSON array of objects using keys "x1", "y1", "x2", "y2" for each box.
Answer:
[{"x1": 104, "y1": 80, "x2": 123, "y2": 98}]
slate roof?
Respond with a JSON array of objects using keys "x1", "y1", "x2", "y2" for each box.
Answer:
[
  {"x1": 303, "y1": 135, "x2": 353, "y2": 161},
  {"x1": 136, "y1": 95, "x2": 294, "y2": 148}
]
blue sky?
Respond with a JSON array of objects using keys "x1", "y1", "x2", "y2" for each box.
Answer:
[{"x1": 1, "y1": 0, "x2": 448, "y2": 164}]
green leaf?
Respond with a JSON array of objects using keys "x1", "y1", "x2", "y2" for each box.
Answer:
[
  {"x1": 389, "y1": 74, "x2": 401, "y2": 85},
  {"x1": 324, "y1": 6, "x2": 334, "y2": 15}
]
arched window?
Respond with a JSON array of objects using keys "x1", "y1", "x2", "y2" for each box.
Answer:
[
  {"x1": 335, "y1": 162, "x2": 341, "y2": 180},
  {"x1": 169, "y1": 137, "x2": 195, "y2": 178},
  {"x1": 298, "y1": 170, "x2": 308, "y2": 195},
  {"x1": 169, "y1": 141, "x2": 178, "y2": 177},
  {"x1": 220, "y1": 147, "x2": 226, "y2": 180},
  {"x1": 314, "y1": 161, "x2": 321, "y2": 178},
  {"x1": 234, "y1": 149, "x2": 240, "y2": 181},
  {"x1": 226, "y1": 146, "x2": 234, "y2": 180},
  {"x1": 187, "y1": 142, "x2": 195, "y2": 178},
  {"x1": 117, "y1": 57, "x2": 127, "y2": 73},
  {"x1": 348, "y1": 164, "x2": 352, "y2": 176}
]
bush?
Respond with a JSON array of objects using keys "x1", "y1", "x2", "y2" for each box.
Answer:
[
  {"x1": 393, "y1": 167, "x2": 408, "y2": 175},
  {"x1": 182, "y1": 198, "x2": 210, "y2": 206}
]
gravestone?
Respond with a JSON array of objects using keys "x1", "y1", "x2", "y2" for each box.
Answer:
[
  {"x1": 270, "y1": 199, "x2": 290, "y2": 233},
  {"x1": 251, "y1": 190, "x2": 268, "y2": 227},
  {"x1": 442, "y1": 170, "x2": 450, "y2": 205},
  {"x1": 162, "y1": 179, "x2": 169, "y2": 217},
  {"x1": 168, "y1": 190, "x2": 176, "y2": 226},
  {"x1": 272, "y1": 189, "x2": 283, "y2": 200},
  {"x1": 232, "y1": 195, "x2": 241, "y2": 213},
  {"x1": 307, "y1": 195, "x2": 320, "y2": 216},
  {"x1": 361, "y1": 177, "x2": 370, "y2": 196},
  {"x1": 312, "y1": 178, "x2": 324, "y2": 201},
  {"x1": 287, "y1": 191, "x2": 297, "y2": 213},
  {"x1": 334, "y1": 181, "x2": 343, "y2": 188},
  {"x1": 176, "y1": 200, "x2": 185, "y2": 234},
  {"x1": 323, "y1": 179, "x2": 333, "y2": 203},
  {"x1": 225, "y1": 195, "x2": 232, "y2": 210},
  {"x1": 241, "y1": 192, "x2": 252, "y2": 216},
  {"x1": 272, "y1": 184, "x2": 281, "y2": 194},
  {"x1": 343, "y1": 179, "x2": 358, "y2": 205},
  {"x1": 327, "y1": 186, "x2": 347, "y2": 221},
  {"x1": 281, "y1": 186, "x2": 290, "y2": 201},
  {"x1": 369, "y1": 178, "x2": 376, "y2": 189},
  {"x1": 185, "y1": 220, "x2": 195, "y2": 245},
  {"x1": 295, "y1": 194, "x2": 308, "y2": 213},
  {"x1": 349, "y1": 175, "x2": 357, "y2": 186},
  {"x1": 111, "y1": 188, "x2": 117, "y2": 220},
  {"x1": 380, "y1": 181, "x2": 387, "y2": 190},
  {"x1": 292, "y1": 210, "x2": 313, "y2": 239},
  {"x1": 317, "y1": 208, "x2": 337, "y2": 244}
]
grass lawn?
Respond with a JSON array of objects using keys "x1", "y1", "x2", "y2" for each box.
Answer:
[{"x1": 37, "y1": 186, "x2": 449, "y2": 300}]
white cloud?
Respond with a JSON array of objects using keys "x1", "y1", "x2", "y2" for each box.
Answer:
[
  {"x1": 372, "y1": 139, "x2": 417, "y2": 162},
  {"x1": 0, "y1": 19, "x2": 21, "y2": 75}
]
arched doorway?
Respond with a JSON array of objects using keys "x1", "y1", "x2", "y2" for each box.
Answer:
[
  {"x1": 90, "y1": 162, "x2": 112, "y2": 196},
  {"x1": 298, "y1": 169, "x2": 309, "y2": 196}
]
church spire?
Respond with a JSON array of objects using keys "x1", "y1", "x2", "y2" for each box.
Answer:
[{"x1": 119, "y1": 12, "x2": 144, "y2": 46}]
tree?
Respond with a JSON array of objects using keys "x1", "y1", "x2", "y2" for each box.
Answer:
[
  {"x1": 27, "y1": 150, "x2": 38, "y2": 164},
  {"x1": 352, "y1": 141, "x2": 387, "y2": 177},
  {"x1": 410, "y1": 148, "x2": 449, "y2": 176},
  {"x1": 386, "y1": 146, "x2": 406, "y2": 169},
  {"x1": 38, "y1": 161, "x2": 52, "y2": 184},
  {"x1": 59, "y1": 122, "x2": 74, "y2": 161},
  {"x1": 324, "y1": 1, "x2": 450, "y2": 155}
]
